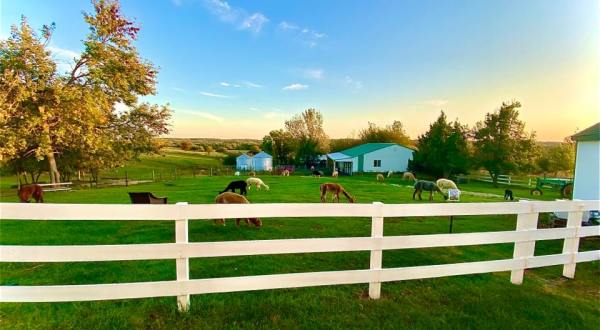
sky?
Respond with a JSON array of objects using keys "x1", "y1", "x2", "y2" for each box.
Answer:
[{"x1": 1, "y1": 0, "x2": 598, "y2": 141}]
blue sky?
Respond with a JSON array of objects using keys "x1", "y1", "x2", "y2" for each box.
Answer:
[{"x1": 1, "y1": 0, "x2": 598, "y2": 140}]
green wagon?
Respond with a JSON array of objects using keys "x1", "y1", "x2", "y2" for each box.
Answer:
[{"x1": 530, "y1": 177, "x2": 574, "y2": 198}]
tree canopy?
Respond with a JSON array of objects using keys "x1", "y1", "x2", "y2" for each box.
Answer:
[{"x1": 358, "y1": 121, "x2": 412, "y2": 147}]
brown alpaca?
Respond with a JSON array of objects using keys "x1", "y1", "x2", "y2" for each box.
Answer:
[
  {"x1": 214, "y1": 192, "x2": 262, "y2": 227},
  {"x1": 320, "y1": 183, "x2": 355, "y2": 203},
  {"x1": 18, "y1": 184, "x2": 44, "y2": 203}
]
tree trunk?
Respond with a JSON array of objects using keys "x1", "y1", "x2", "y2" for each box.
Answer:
[{"x1": 47, "y1": 152, "x2": 61, "y2": 184}]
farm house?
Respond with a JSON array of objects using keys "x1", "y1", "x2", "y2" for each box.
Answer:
[
  {"x1": 235, "y1": 154, "x2": 252, "y2": 170},
  {"x1": 252, "y1": 151, "x2": 273, "y2": 171},
  {"x1": 327, "y1": 143, "x2": 414, "y2": 175},
  {"x1": 571, "y1": 122, "x2": 600, "y2": 201}
]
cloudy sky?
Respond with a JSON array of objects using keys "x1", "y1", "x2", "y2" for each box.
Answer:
[{"x1": 1, "y1": 0, "x2": 598, "y2": 140}]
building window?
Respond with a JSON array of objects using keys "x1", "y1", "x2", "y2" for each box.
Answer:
[{"x1": 374, "y1": 160, "x2": 381, "y2": 167}]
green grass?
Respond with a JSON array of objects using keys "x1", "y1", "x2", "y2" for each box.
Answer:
[{"x1": 1, "y1": 174, "x2": 598, "y2": 329}]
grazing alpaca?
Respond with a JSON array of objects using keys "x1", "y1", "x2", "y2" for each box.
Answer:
[
  {"x1": 313, "y1": 170, "x2": 324, "y2": 177},
  {"x1": 387, "y1": 170, "x2": 393, "y2": 178},
  {"x1": 376, "y1": 174, "x2": 384, "y2": 182},
  {"x1": 413, "y1": 180, "x2": 447, "y2": 201},
  {"x1": 246, "y1": 177, "x2": 270, "y2": 191},
  {"x1": 320, "y1": 183, "x2": 355, "y2": 203},
  {"x1": 504, "y1": 189, "x2": 514, "y2": 201},
  {"x1": 214, "y1": 192, "x2": 262, "y2": 227},
  {"x1": 332, "y1": 170, "x2": 339, "y2": 177},
  {"x1": 281, "y1": 169, "x2": 290, "y2": 176},
  {"x1": 249, "y1": 171, "x2": 256, "y2": 177},
  {"x1": 220, "y1": 180, "x2": 248, "y2": 195},
  {"x1": 403, "y1": 172, "x2": 416, "y2": 181},
  {"x1": 436, "y1": 178, "x2": 458, "y2": 190},
  {"x1": 18, "y1": 184, "x2": 44, "y2": 203},
  {"x1": 234, "y1": 171, "x2": 240, "y2": 176}
]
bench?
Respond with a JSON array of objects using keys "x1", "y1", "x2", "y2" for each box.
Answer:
[{"x1": 128, "y1": 192, "x2": 168, "y2": 204}]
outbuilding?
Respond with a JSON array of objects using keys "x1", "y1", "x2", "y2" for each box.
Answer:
[
  {"x1": 327, "y1": 143, "x2": 414, "y2": 175},
  {"x1": 572, "y1": 122, "x2": 600, "y2": 201},
  {"x1": 235, "y1": 154, "x2": 253, "y2": 171},
  {"x1": 252, "y1": 151, "x2": 273, "y2": 171}
]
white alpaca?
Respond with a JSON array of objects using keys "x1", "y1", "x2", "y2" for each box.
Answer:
[
  {"x1": 246, "y1": 177, "x2": 270, "y2": 191},
  {"x1": 376, "y1": 173, "x2": 384, "y2": 182},
  {"x1": 234, "y1": 171, "x2": 240, "y2": 176},
  {"x1": 386, "y1": 170, "x2": 393, "y2": 178},
  {"x1": 436, "y1": 178, "x2": 458, "y2": 190},
  {"x1": 332, "y1": 170, "x2": 339, "y2": 177},
  {"x1": 403, "y1": 172, "x2": 416, "y2": 181}
]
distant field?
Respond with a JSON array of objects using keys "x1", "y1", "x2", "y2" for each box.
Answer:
[{"x1": 1, "y1": 172, "x2": 598, "y2": 329}]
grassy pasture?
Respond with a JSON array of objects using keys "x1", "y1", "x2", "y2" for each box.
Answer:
[{"x1": 0, "y1": 174, "x2": 598, "y2": 329}]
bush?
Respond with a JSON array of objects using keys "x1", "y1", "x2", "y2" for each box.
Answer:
[{"x1": 223, "y1": 152, "x2": 241, "y2": 165}]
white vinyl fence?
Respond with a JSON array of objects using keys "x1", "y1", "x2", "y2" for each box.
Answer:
[{"x1": 1, "y1": 200, "x2": 599, "y2": 311}]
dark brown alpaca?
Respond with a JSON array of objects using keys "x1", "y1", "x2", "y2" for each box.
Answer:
[
  {"x1": 320, "y1": 183, "x2": 355, "y2": 203},
  {"x1": 18, "y1": 184, "x2": 44, "y2": 203}
]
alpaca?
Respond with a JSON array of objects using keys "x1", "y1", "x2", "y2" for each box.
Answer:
[
  {"x1": 281, "y1": 169, "x2": 290, "y2": 176},
  {"x1": 376, "y1": 174, "x2": 384, "y2": 182},
  {"x1": 214, "y1": 192, "x2": 262, "y2": 227},
  {"x1": 332, "y1": 170, "x2": 339, "y2": 177},
  {"x1": 436, "y1": 178, "x2": 458, "y2": 190},
  {"x1": 246, "y1": 177, "x2": 270, "y2": 191},
  {"x1": 413, "y1": 180, "x2": 447, "y2": 201},
  {"x1": 403, "y1": 172, "x2": 416, "y2": 181},
  {"x1": 249, "y1": 171, "x2": 256, "y2": 177},
  {"x1": 18, "y1": 184, "x2": 44, "y2": 203},
  {"x1": 234, "y1": 171, "x2": 240, "y2": 176},
  {"x1": 220, "y1": 180, "x2": 248, "y2": 195},
  {"x1": 504, "y1": 189, "x2": 514, "y2": 201},
  {"x1": 320, "y1": 183, "x2": 355, "y2": 203},
  {"x1": 313, "y1": 170, "x2": 324, "y2": 177},
  {"x1": 386, "y1": 170, "x2": 393, "y2": 178}
]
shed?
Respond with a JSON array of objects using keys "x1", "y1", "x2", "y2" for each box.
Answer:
[
  {"x1": 251, "y1": 151, "x2": 273, "y2": 171},
  {"x1": 571, "y1": 123, "x2": 600, "y2": 201},
  {"x1": 236, "y1": 154, "x2": 253, "y2": 171},
  {"x1": 326, "y1": 143, "x2": 414, "y2": 175}
]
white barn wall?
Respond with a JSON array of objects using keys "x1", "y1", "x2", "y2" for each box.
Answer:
[
  {"x1": 573, "y1": 141, "x2": 600, "y2": 200},
  {"x1": 362, "y1": 145, "x2": 413, "y2": 172}
]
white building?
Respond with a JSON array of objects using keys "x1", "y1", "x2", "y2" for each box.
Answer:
[
  {"x1": 572, "y1": 123, "x2": 600, "y2": 201},
  {"x1": 327, "y1": 143, "x2": 414, "y2": 175},
  {"x1": 235, "y1": 152, "x2": 273, "y2": 171}
]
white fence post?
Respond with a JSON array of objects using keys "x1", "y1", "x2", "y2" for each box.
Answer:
[
  {"x1": 369, "y1": 202, "x2": 384, "y2": 299},
  {"x1": 510, "y1": 201, "x2": 538, "y2": 284},
  {"x1": 562, "y1": 208, "x2": 583, "y2": 278},
  {"x1": 175, "y1": 202, "x2": 190, "y2": 311}
]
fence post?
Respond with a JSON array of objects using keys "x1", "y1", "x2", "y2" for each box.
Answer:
[
  {"x1": 175, "y1": 202, "x2": 190, "y2": 311},
  {"x1": 152, "y1": 170, "x2": 155, "y2": 182},
  {"x1": 562, "y1": 207, "x2": 583, "y2": 278},
  {"x1": 510, "y1": 201, "x2": 538, "y2": 284},
  {"x1": 369, "y1": 201, "x2": 384, "y2": 299},
  {"x1": 125, "y1": 171, "x2": 128, "y2": 187}
]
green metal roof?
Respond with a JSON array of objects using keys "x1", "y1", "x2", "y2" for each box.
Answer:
[
  {"x1": 571, "y1": 122, "x2": 600, "y2": 142},
  {"x1": 338, "y1": 143, "x2": 402, "y2": 157}
]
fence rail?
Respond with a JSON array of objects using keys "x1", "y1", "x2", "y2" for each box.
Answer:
[{"x1": 1, "y1": 200, "x2": 599, "y2": 310}]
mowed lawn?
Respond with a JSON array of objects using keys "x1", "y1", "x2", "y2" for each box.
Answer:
[{"x1": 0, "y1": 175, "x2": 598, "y2": 329}]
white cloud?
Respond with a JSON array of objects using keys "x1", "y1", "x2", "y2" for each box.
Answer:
[
  {"x1": 47, "y1": 46, "x2": 80, "y2": 73},
  {"x1": 200, "y1": 91, "x2": 231, "y2": 98},
  {"x1": 422, "y1": 99, "x2": 448, "y2": 107},
  {"x1": 282, "y1": 83, "x2": 308, "y2": 91},
  {"x1": 277, "y1": 20, "x2": 326, "y2": 47},
  {"x1": 204, "y1": 0, "x2": 268, "y2": 34},
  {"x1": 243, "y1": 81, "x2": 262, "y2": 88},
  {"x1": 176, "y1": 109, "x2": 225, "y2": 122},
  {"x1": 240, "y1": 13, "x2": 268, "y2": 34},
  {"x1": 278, "y1": 21, "x2": 298, "y2": 30},
  {"x1": 304, "y1": 68, "x2": 324, "y2": 80},
  {"x1": 345, "y1": 76, "x2": 363, "y2": 90},
  {"x1": 220, "y1": 81, "x2": 241, "y2": 88}
]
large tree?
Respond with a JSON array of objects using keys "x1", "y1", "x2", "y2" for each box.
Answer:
[
  {"x1": 359, "y1": 121, "x2": 412, "y2": 147},
  {"x1": 284, "y1": 108, "x2": 330, "y2": 165},
  {"x1": 0, "y1": 0, "x2": 170, "y2": 183},
  {"x1": 261, "y1": 129, "x2": 295, "y2": 165},
  {"x1": 536, "y1": 139, "x2": 575, "y2": 176},
  {"x1": 473, "y1": 101, "x2": 537, "y2": 186},
  {"x1": 410, "y1": 111, "x2": 470, "y2": 178}
]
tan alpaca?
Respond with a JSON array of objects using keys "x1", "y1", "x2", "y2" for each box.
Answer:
[
  {"x1": 332, "y1": 170, "x2": 339, "y2": 177},
  {"x1": 281, "y1": 169, "x2": 290, "y2": 176},
  {"x1": 403, "y1": 172, "x2": 416, "y2": 181},
  {"x1": 436, "y1": 178, "x2": 458, "y2": 190},
  {"x1": 246, "y1": 177, "x2": 270, "y2": 191},
  {"x1": 214, "y1": 192, "x2": 262, "y2": 227},
  {"x1": 376, "y1": 173, "x2": 384, "y2": 182},
  {"x1": 320, "y1": 183, "x2": 355, "y2": 203}
]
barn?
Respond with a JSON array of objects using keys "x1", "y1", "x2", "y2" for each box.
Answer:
[
  {"x1": 235, "y1": 154, "x2": 252, "y2": 171},
  {"x1": 327, "y1": 143, "x2": 414, "y2": 175},
  {"x1": 572, "y1": 122, "x2": 600, "y2": 201},
  {"x1": 252, "y1": 151, "x2": 273, "y2": 171}
]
